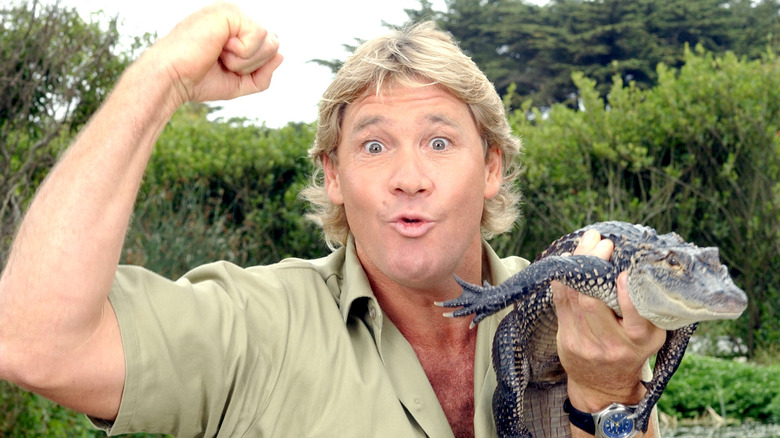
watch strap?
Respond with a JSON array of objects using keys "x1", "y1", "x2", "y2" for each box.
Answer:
[{"x1": 563, "y1": 397, "x2": 596, "y2": 435}]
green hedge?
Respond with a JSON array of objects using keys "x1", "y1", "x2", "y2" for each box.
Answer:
[
  {"x1": 658, "y1": 354, "x2": 780, "y2": 423},
  {"x1": 124, "y1": 104, "x2": 330, "y2": 279},
  {"x1": 0, "y1": 382, "x2": 102, "y2": 437},
  {"x1": 498, "y1": 46, "x2": 780, "y2": 358}
]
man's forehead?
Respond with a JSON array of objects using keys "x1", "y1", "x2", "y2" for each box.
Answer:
[{"x1": 342, "y1": 84, "x2": 471, "y2": 129}]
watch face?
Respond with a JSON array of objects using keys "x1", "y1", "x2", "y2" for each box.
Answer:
[{"x1": 599, "y1": 410, "x2": 635, "y2": 438}]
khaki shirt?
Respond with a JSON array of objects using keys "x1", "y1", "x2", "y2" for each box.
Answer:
[{"x1": 97, "y1": 236, "x2": 529, "y2": 437}]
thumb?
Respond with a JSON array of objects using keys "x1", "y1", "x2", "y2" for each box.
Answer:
[{"x1": 616, "y1": 272, "x2": 666, "y2": 348}]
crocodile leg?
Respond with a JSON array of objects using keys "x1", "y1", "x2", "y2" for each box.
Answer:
[
  {"x1": 443, "y1": 256, "x2": 616, "y2": 326},
  {"x1": 632, "y1": 322, "x2": 698, "y2": 432}
]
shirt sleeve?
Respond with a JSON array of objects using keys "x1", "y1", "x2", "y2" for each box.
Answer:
[{"x1": 103, "y1": 262, "x2": 293, "y2": 436}]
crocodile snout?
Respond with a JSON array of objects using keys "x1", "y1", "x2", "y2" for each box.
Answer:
[{"x1": 708, "y1": 283, "x2": 748, "y2": 316}]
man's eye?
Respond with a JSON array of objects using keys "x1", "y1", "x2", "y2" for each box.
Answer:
[
  {"x1": 430, "y1": 138, "x2": 450, "y2": 151},
  {"x1": 364, "y1": 141, "x2": 385, "y2": 154}
]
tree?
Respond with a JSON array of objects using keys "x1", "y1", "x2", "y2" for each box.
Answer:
[
  {"x1": 408, "y1": 0, "x2": 780, "y2": 108},
  {"x1": 0, "y1": 0, "x2": 137, "y2": 262}
]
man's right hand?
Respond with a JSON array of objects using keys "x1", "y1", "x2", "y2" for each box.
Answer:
[{"x1": 149, "y1": 2, "x2": 284, "y2": 110}]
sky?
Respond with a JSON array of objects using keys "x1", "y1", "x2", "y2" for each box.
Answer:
[{"x1": 47, "y1": 0, "x2": 448, "y2": 128}]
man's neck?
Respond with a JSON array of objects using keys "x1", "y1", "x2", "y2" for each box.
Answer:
[{"x1": 366, "y1": 255, "x2": 483, "y2": 438}]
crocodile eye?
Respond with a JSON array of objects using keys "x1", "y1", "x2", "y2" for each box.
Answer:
[{"x1": 666, "y1": 253, "x2": 681, "y2": 267}]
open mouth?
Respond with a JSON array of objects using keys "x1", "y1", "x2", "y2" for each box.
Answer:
[{"x1": 391, "y1": 215, "x2": 433, "y2": 238}]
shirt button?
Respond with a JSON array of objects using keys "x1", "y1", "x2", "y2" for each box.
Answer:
[{"x1": 368, "y1": 304, "x2": 377, "y2": 319}]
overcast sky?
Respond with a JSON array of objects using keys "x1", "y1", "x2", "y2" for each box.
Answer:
[{"x1": 44, "y1": 0, "x2": 447, "y2": 127}]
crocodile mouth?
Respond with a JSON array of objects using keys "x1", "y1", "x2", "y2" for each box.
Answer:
[{"x1": 644, "y1": 290, "x2": 747, "y2": 329}]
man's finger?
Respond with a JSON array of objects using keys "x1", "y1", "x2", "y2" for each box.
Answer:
[
  {"x1": 221, "y1": 29, "x2": 280, "y2": 75},
  {"x1": 248, "y1": 52, "x2": 285, "y2": 92},
  {"x1": 572, "y1": 229, "x2": 614, "y2": 259},
  {"x1": 572, "y1": 229, "x2": 600, "y2": 255}
]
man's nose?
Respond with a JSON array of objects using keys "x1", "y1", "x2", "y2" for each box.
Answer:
[{"x1": 388, "y1": 147, "x2": 433, "y2": 196}]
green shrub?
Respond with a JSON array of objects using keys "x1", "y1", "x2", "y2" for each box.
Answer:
[
  {"x1": 0, "y1": 382, "x2": 175, "y2": 437},
  {"x1": 657, "y1": 354, "x2": 780, "y2": 423},
  {"x1": 0, "y1": 381, "x2": 102, "y2": 437},
  {"x1": 129, "y1": 105, "x2": 329, "y2": 276},
  {"x1": 501, "y1": 47, "x2": 780, "y2": 358}
]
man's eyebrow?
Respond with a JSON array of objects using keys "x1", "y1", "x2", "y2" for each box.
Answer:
[
  {"x1": 349, "y1": 113, "x2": 461, "y2": 135},
  {"x1": 424, "y1": 113, "x2": 460, "y2": 128},
  {"x1": 351, "y1": 115, "x2": 387, "y2": 134}
]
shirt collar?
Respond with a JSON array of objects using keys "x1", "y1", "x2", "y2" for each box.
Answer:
[
  {"x1": 330, "y1": 234, "x2": 520, "y2": 323},
  {"x1": 336, "y1": 234, "x2": 379, "y2": 323}
]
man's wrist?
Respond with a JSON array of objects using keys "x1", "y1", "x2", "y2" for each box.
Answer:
[
  {"x1": 567, "y1": 379, "x2": 646, "y2": 412},
  {"x1": 116, "y1": 43, "x2": 190, "y2": 122}
]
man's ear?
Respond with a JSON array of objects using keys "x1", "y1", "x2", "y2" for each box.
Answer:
[
  {"x1": 484, "y1": 147, "x2": 502, "y2": 199},
  {"x1": 322, "y1": 154, "x2": 344, "y2": 205}
]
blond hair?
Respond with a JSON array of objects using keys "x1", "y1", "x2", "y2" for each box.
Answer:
[{"x1": 301, "y1": 21, "x2": 522, "y2": 248}]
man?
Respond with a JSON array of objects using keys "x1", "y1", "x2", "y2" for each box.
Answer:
[{"x1": 0, "y1": 3, "x2": 665, "y2": 437}]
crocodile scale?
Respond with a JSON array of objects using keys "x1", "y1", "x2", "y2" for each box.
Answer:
[{"x1": 440, "y1": 221, "x2": 748, "y2": 437}]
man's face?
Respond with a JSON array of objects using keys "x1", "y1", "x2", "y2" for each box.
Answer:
[{"x1": 323, "y1": 83, "x2": 502, "y2": 291}]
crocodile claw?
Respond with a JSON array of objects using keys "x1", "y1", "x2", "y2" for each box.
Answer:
[{"x1": 437, "y1": 276, "x2": 509, "y2": 326}]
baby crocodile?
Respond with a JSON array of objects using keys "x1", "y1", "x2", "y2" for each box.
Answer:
[{"x1": 439, "y1": 221, "x2": 748, "y2": 437}]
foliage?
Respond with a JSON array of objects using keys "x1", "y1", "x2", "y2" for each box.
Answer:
[
  {"x1": 0, "y1": 381, "x2": 168, "y2": 437},
  {"x1": 493, "y1": 47, "x2": 780, "y2": 359},
  {"x1": 407, "y1": 0, "x2": 780, "y2": 108},
  {"x1": 0, "y1": 381, "x2": 100, "y2": 437},
  {"x1": 657, "y1": 354, "x2": 780, "y2": 423},
  {"x1": 123, "y1": 104, "x2": 329, "y2": 279},
  {"x1": 3, "y1": 2, "x2": 780, "y2": 433},
  {"x1": 0, "y1": 0, "x2": 139, "y2": 263}
]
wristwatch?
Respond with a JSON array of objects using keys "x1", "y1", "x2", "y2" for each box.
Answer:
[{"x1": 563, "y1": 398, "x2": 639, "y2": 438}]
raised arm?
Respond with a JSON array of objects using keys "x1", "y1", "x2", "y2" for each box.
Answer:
[{"x1": 0, "y1": 2, "x2": 282, "y2": 421}]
